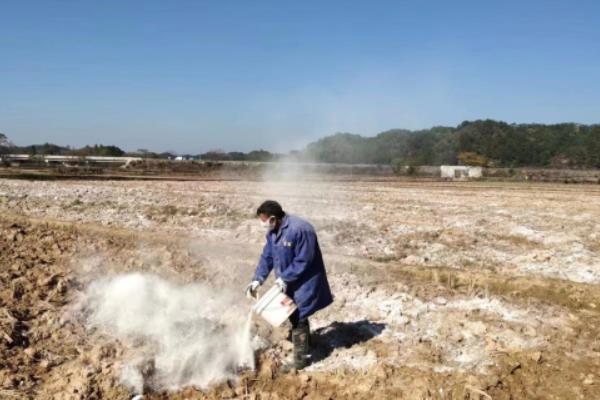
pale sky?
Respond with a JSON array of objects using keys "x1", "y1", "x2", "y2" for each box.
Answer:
[{"x1": 2, "y1": 0, "x2": 599, "y2": 153}]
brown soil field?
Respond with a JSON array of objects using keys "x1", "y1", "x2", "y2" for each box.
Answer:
[{"x1": 1, "y1": 178, "x2": 599, "y2": 399}]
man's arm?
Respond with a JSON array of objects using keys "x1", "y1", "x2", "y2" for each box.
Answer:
[
  {"x1": 278, "y1": 229, "x2": 315, "y2": 283},
  {"x1": 253, "y1": 238, "x2": 274, "y2": 283}
]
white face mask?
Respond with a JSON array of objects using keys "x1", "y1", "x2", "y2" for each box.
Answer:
[{"x1": 260, "y1": 216, "x2": 277, "y2": 231}]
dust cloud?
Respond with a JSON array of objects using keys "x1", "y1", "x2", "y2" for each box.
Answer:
[
  {"x1": 83, "y1": 273, "x2": 256, "y2": 392},
  {"x1": 257, "y1": 156, "x2": 338, "y2": 216}
]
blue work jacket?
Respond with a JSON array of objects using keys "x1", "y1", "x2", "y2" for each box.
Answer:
[{"x1": 253, "y1": 214, "x2": 333, "y2": 320}]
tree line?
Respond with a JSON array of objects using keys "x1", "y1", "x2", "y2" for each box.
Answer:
[
  {"x1": 2, "y1": 120, "x2": 600, "y2": 167},
  {"x1": 0, "y1": 135, "x2": 129, "y2": 158},
  {"x1": 305, "y1": 120, "x2": 600, "y2": 168},
  {"x1": 0, "y1": 133, "x2": 280, "y2": 161}
]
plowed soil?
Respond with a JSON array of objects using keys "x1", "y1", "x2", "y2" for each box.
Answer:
[{"x1": 1, "y1": 178, "x2": 600, "y2": 399}]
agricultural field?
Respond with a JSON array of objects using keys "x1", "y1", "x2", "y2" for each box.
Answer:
[{"x1": 1, "y1": 177, "x2": 599, "y2": 399}]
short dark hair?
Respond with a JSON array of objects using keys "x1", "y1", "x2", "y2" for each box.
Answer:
[{"x1": 256, "y1": 200, "x2": 285, "y2": 219}]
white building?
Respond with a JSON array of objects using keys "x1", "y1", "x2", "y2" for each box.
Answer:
[{"x1": 440, "y1": 165, "x2": 483, "y2": 180}]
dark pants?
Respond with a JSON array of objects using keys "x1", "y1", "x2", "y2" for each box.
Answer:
[{"x1": 288, "y1": 309, "x2": 309, "y2": 329}]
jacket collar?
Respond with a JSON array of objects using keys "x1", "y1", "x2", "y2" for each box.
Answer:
[{"x1": 275, "y1": 214, "x2": 290, "y2": 241}]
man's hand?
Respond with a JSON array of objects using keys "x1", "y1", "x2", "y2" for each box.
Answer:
[
  {"x1": 274, "y1": 277, "x2": 287, "y2": 293},
  {"x1": 245, "y1": 280, "x2": 261, "y2": 299}
]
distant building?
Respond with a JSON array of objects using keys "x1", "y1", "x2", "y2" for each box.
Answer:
[
  {"x1": 440, "y1": 165, "x2": 483, "y2": 181},
  {"x1": 174, "y1": 155, "x2": 196, "y2": 161},
  {"x1": 0, "y1": 154, "x2": 141, "y2": 166}
]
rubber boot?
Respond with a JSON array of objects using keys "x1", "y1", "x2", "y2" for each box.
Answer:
[{"x1": 292, "y1": 323, "x2": 310, "y2": 370}]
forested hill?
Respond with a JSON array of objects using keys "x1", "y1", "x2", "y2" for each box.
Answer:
[{"x1": 305, "y1": 120, "x2": 600, "y2": 168}]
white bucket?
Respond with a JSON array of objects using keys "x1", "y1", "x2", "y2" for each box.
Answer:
[{"x1": 252, "y1": 285, "x2": 297, "y2": 327}]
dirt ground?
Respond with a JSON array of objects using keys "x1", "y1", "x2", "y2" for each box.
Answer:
[{"x1": 1, "y1": 178, "x2": 600, "y2": 399}]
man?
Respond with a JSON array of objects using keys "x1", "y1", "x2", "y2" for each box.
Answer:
[{"x1": 245, "y1": 200, "x2": 333, "y2": 370}]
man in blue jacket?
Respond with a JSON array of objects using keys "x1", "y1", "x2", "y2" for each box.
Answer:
[{"x1": 245, "y1": 200, "x2": 333, "y2": 370}]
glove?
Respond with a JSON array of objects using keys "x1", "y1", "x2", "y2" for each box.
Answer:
[
  {"x1": 245, "y1": 280, "x2": 261, "y2": 299},
  {"x1": 274, "y1": 277, "x2": 287, "y2": 293}
]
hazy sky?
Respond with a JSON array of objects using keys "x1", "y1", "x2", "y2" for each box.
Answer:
[{"x1": 1, "y1": 1, "x2": 599, "y2": 153}]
